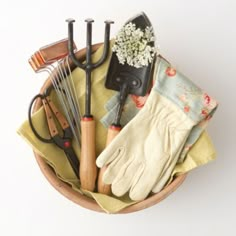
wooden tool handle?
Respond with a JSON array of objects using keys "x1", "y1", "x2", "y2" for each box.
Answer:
[
  {"x1": 45, "y1": 97, "x2": 69, "y2": 130},
  {"x1": 42, "y1": 99, "x2": 59, "y2": 137},
  {"x1": 105, "y1": 126, "x2": 121, "y2": 146},
  {"x1": 97, "y1": 125, "x2": 121, "y2": 195},
  {"x1": 80, "y1": 118, "x2": 97, "y2": 191},
  {"x1": 97, "y1": 165, "x2": 111, "y2": 195}
]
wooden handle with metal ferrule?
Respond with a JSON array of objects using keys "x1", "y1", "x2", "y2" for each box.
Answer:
[
  {"x1": 97, "y1": 125, "x2": 121, "y2": 195},
  {"x1": 105, "y1": 125, "x2": 121, "y2": 146},
  {"x1": 80, "y1": 117, "x2": 97, "y2": 191}
]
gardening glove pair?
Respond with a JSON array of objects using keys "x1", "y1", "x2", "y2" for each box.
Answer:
[{"x1": 96, "y1": 57, "x2": 217, "y2": 201}]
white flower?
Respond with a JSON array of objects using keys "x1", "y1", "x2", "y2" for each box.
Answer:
[{"x1": 112, "y1": 22, "x2": 159, "y2": 68}]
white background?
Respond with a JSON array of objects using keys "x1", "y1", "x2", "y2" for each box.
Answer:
[{"x1": 0, "y1": 0, "x2": 235, "y2": 235}]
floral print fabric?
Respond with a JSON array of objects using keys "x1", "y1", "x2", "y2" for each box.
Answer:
[
  {"x1": 154, "y1": 58, "x2": 218, "y2": 162},
  {"x1": 100, "y1": 56, "x2": 218, "y2": 162}
]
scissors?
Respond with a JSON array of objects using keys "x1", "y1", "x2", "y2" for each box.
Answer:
[{"x1": 28, "y1": 87, "x2": 80, "y2": 178}]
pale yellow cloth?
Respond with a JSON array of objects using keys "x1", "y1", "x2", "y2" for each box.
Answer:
[
  {"x1": 168, "y1": 131, "x2": 216, "y2": 184},
  {"x1": 17, "y1": 43, "x2": 216, "y2": 213}
]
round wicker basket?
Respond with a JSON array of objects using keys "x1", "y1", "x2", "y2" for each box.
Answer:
[{"x1": 32, "y1": 43, "x2": 187, "y2": 214}]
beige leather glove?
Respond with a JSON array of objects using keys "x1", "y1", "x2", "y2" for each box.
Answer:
[
  {"x1": 96, "y1": 58, "x2": 217, "y2": 201},
  {"x1": 97, "y1": 92, "x2": 194, "y2": 201}
]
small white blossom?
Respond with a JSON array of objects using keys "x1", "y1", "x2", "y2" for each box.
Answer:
[{"x1": 112, "y1": 22, "x2": 159, "y2": 68}]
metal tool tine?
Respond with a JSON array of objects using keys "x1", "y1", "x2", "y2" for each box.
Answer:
[{"x1": 28, "y1": 39, "x2": 81, "y2": 147}]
